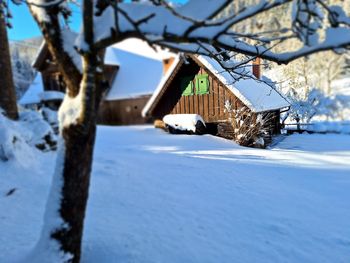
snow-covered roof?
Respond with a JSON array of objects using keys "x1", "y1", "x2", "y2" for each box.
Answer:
[
  {"x1": 196, "y1": 56, "x2": 290, "y2": 112},
  {"x1": 19, "y1": 73, "x2": 44, "y2": 105},
  {"x1": 104, "y1": 47, "x2": 121, "y2": 66},
  {"x1": 143, "y1": 55, "x2": 289, "y2": 116},
  {"x1": 104, "y1": 39, "x2": 175, "y2": 100},
  {"x1": 20, "y1": 75, "x2": 64, "y2": 105},
  {"x1": 104, "y1": 47, "x2": 165, "y2": 100}
]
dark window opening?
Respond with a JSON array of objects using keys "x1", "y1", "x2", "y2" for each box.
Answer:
[{"x1": 180, "y1": 76, "x2": 194, "y2": 96}]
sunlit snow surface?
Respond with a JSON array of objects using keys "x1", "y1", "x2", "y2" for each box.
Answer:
[{"x1": 1, "y1": 126, "x2": 350, "y2": 262}]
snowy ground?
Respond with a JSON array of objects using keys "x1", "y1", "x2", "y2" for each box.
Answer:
[{"x1": 1, "y1": 126, "x2": 350, "y2": 263}]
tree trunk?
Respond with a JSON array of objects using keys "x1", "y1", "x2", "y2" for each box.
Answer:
[
  {"x1": 52, "y1": 122, "x2": 97, "y2": 263},
  {"x1": 32, "y1": 119, "x2": 97, "y2": 263},
  {"x1": 31, "y1": 49, "x2": 107, "y2": 262},
  {"x1": 0, "y1": 14, "x2": 18, "y2": 120},
  {"x1": 49, "y1": 57, "x2": 103, "y2": 262},
  {"x1": 26, "y1": 3, "x2": 109, "y2": 260},
  {"x1": 32, "y1": 101, "x2": 99, "y2": 263}
]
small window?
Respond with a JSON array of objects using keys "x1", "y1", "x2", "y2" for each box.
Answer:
[
  {"x1": 180, "y1": 76, "x2": 194, "y2": 96},
  {"x1": 196, "y1": 74, "x2": 209, "y2": 95}
]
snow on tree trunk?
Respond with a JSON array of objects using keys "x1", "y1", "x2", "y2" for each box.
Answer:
[
  {"x1": 0, "y1": 14, "x2": 18, "y2": 120},
  {"x1": 29, "y1": 75, "x2": 101, "y2": 263}
]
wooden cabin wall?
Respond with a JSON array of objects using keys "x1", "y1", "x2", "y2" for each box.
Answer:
[
  {"x1": 152, "y1": 61, "x2": 245, "y2": 124},
  {"x1": 98, "y1": 96, "x2": 151, "y2": 125}
]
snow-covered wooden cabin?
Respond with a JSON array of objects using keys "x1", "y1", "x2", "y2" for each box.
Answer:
[
  {"x1": 26, "y1": 30, "x2": 174, "y2": 125},
  {"x1": 142, "y1": 55, "x2": 290, "y2": 139}
]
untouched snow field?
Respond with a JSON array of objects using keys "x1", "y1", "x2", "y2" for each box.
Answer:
[{"x1": 1, "y1": 126, "x2": 350, "y2": 263}]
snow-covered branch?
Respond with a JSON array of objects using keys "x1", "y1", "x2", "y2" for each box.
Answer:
[
  {"x1": 28, "y1": 0, "x2": 82, "y2": 96},
  {"x1": 88, "y1": 0, "x2": 350, "y2": 65}
]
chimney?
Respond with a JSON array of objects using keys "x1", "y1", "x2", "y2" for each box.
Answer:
[
  {"x1": 252, "y1": 57, "x2": 261, "y2": 79},
  {"x1": 162, "y1": 57, "x2": 175, "y2": 75}
]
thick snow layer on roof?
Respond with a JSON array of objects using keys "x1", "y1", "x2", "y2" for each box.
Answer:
[
  {"x1": 19, "y1": 73, "x2": 44, "y2": 105},
  {"x1": 163, "y1": 114, "x2": 205, "y2": 132},
  {"x1": 39, "y1": 91, "x2": 65, "y2": 102},
  {"x1": 104, "y1": 48, "x2": 164, "y2": 100},
  {"x1": 104, "y1": 47, "x2": 120, "y2": 66},
  {"x1": 197, "y1": 56, "x2": 290, "y2": 112}
]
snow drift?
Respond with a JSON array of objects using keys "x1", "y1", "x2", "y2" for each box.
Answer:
[{"x1": 0, "y1": 110, "x2": 57, "y2": 164}]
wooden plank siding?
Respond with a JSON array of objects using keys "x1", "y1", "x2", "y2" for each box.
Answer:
[
  {"x1": 158, "y1": 61, "x2": 245, "y2": 124},
  {"x1": 98, "y1": 96, "x2": 152, "y2": 125}
]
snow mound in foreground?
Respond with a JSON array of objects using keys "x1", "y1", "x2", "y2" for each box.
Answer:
[{"x1": 0, "y1": 110, "x2": 56, "y2": 165}]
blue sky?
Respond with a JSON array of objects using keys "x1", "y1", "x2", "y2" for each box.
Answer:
[{"x1": 8, "y1": 0, "x2": 187, "y2": 41}]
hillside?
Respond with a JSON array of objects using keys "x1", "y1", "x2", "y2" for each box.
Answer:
[{"x1": 9, "y1": 36, "x2": 42, "y2": 99}]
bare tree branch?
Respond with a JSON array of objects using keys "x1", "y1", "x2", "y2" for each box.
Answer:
[{"x1": 90, "y1": 0, "x2": 350, "y2": 65}]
